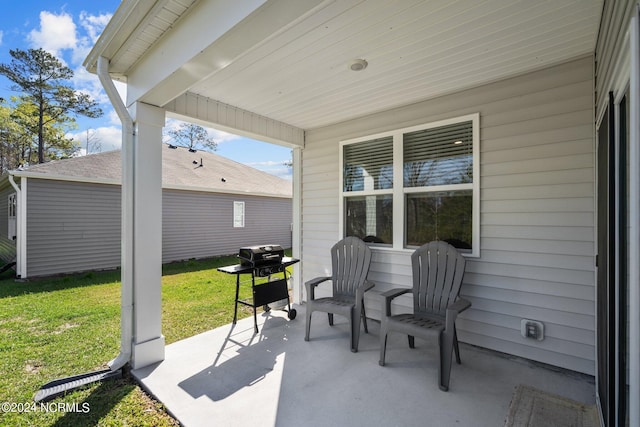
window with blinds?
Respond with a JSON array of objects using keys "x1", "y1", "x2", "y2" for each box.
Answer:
[
  {"x1": 342, "y1": 135, "x2": 394, "y2": 244},
  {"x1": 403, "y1": 121, "x2": 473, "y2": 187},
  {"x1": 340, "y1": 113, "x2": 479, "y2": 256},
  {"x1": 343, "y1": 136, "x2": 393, "y2": 191}
]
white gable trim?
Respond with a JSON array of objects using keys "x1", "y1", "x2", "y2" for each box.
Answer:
[{"x1": 11, "y1": 171, "x2": 120, "y2": 186}]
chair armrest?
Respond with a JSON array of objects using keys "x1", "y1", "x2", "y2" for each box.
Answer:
[
  {"x1": 355, "y1": 280, "x2": 375, "y2": 303},
  {"x1": 304, "y1": 276, "x2": 331, "y2": 301},
  {"x1": 445, "y1": 298, "x2": 471, "y2": 331},
  {"x1": 448, "y1": 298, "x2": 471, "y2": 314},
  {"x1": 363, "y1": 279, "x2": 375, "y2": 292},
  {"x1": 381, "y1": 288, "x2": 412, "y2": 317}
]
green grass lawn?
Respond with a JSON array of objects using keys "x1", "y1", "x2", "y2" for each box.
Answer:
[{"x1": 0, "y1": 254, "x2": 266, "y2": 426}]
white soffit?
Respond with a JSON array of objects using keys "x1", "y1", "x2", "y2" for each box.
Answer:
[
  {"x1": 91, "y1": 0, "x2": 604, "y2": 131},
  {"x1": 188, "y1": 0, "x2": 604, "y2": 130}
]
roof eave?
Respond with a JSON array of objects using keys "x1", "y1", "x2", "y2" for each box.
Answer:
[{"x1": 83, "y1": 0, "x2": 152, "y2": 76}]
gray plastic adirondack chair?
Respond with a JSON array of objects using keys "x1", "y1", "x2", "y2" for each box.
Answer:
[
  {"x1": 304, "y1": 236, "x2": 374, "y2": 352},
  {"x1": 379, "y1": 241, "x2": 471, "y2": 391}
]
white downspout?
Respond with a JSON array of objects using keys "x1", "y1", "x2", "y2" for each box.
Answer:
[
  {"x1": 97, "y1": 56, "x2": 134, "y2": 371},
  {"x1": 8, "y1": 174, "x2": 25, "y2": 278}
]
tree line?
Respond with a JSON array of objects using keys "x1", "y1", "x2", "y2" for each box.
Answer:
[{"x1": 0, "y1": 48, "x2": 103, "y2": 174}]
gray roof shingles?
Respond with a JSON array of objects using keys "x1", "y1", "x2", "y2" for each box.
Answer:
[{"x1": 21, "y1": 145, "x2": 292, "y2": 197}]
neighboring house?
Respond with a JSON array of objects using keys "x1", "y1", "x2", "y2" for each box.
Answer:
[
  {"x1": 83, "y1": 1, "x2": 639, "y2": 426},
  {"x1": 0, "y1": 144, "x2": 292, "y2": 278}
]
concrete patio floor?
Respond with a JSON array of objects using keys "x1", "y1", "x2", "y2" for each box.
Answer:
[{"x1": 132, "y1": 305, "x2": 596, "y2": 427}]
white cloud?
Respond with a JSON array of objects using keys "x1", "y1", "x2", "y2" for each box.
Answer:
[
  {"x1": 0, "y1": 30, "x2": 3, "y2": 46},
  {"x1": 69, "y1": 126, "x2": 122, "y2": 153},
  {"x1": 27, "y1": 11, "x2": 77, "y2": 58},
  {"x1": 72, "y1": 12, "x2": 112, "y2": 65},
  {"x1": 245, "y1": 161, "x2": 293, "y2": 180},
  {"x1": 79, "y1": 12, "x2": 111, "y2": 42},
  {"x1": 207, "y1": 128, "x2": 242, "y2": 144},
  {"x1": 246, "y1": 160, "x2": 289, "y2": 167}
]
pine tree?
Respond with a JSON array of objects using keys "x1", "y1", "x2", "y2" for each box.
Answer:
[{"x1": 0, "y1": 48, "x2": 103, "y2": 163}]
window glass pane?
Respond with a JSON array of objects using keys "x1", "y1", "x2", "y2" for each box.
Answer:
[
  {"x1": 345, "y1": 195, "x2": 392, "y2": 244},
  {"x1": 344, "y1": 136, "x2": 393, "y2": 191},
  {"x1": 405, "y1": 191, "x2": 472, "y2": 250},
  {"x1": 233, "y1": 201, "x2": 245, "y2": 228},
  {"x1": 404, "y1": 121, "x2": 473, "y2": 187}
]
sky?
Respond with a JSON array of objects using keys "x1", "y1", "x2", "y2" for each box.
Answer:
[{"x1": 0, "y1": 1, "x2": 293, "y2": 180}]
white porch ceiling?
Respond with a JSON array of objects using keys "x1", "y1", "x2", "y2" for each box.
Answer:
[{"x1": 87, "y1": 0, "x2": 604, "y2": 131}]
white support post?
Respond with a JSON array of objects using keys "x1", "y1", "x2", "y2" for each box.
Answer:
[
  {"x1": 129, "y1": 102, "x2": 165, "y2": 369},
  {"x1": 292, "y1": 146, "x2": 302, "y2": 303}
]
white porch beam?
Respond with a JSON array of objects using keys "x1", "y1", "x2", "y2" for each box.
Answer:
[
  {"x1": 126, "y1": 0, "x2": 325, "y2": 109},
  {"x1": 129, "y1": 102, "x2": 166, "y2": 369},
  {"x1": 165, "y1": 93, "x2": 304, "y2": 148}
]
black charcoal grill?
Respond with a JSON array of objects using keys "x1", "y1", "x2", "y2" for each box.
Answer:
[{"x1": 218, "y1": 245, "x2": 298, "y2": 333}]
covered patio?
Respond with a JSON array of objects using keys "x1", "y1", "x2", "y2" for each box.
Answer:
[
  {"x1": 84, "y1": 1, "x2": 640, "y2": 426},
  {"x1": 132, "y1": 305, "x2": 595, "y2": 426}
]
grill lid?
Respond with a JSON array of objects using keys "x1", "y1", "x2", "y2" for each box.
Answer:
[{"x1": 238, "y1": 245, "x2": 284, "y2": 266}]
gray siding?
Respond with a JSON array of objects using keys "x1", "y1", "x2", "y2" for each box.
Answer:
[
  {"x1": 302, "y1": 56, "x2": 596, "y2": 375},
  {"x1": 26, "y1": 179, "x2": 121, "y2": 277},
  {"x1": 24, "y1": 179, "x2": 292, "y2": 277},
  {"x1": 162, "y1": 189, "x2": 292, "y2": 262}
]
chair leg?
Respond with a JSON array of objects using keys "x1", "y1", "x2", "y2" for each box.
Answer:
[
  {"x1": 328, "y1": 313, "x2": 334, "y2": 326},
  {"x1": 408, "y1": 335, "x2": 415, "y2": 348},
  {"x1": 350, "y1": 306, "x2": 359, "y2": 353},
  {"x1": 438, "y1": 331, "x2": 454, "y2": 392},
  {"x1": 379, "y1": 328, "x2": 388, "y2": 366},
  {"x1": 361, "y1": 301, "x2": 369, "y2": 334},
  {"x1": 304, "y1": 309, "x2": 312, "y2": 342},
  {"x1": 453, "y1": 327, "x2": 461, "y2": 365}
]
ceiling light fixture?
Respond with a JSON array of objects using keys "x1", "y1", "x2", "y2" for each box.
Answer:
[{"x1": 349, "y1": 59, "x2": 368, "y2": 71}]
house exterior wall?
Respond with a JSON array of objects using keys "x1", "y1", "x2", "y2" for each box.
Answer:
[
  {"x1": 302, "y1": 56, "x2": 596, "y2": 375},
  {"x1": 162, "y1": 189, "x2": 292, "y2": 263},
  {"x1": 26, "y1": 179, "x2": 121, "y2": 277},
  {"x1": 23, "y1": 179, "x2": 292, "y2": 277}
]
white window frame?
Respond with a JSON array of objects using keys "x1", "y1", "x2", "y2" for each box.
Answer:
[
  {"x1": 233, "y1": 201, "x2": 245, "y2": 228},
  {"x1": 339, "y1": 113, "x2": 480, "y2": 257},
  {"x1": 7, "y1": 193, "x2": 16, "y2": 240}
]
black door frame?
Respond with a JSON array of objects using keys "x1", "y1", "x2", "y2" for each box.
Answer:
[{"x1": 597, "y1": 90, "x2": 630, "y2": 427}]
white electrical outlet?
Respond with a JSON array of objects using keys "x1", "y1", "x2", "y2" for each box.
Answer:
[{"x1": 521, "y1": 319, "x2": 544, "y2": 341}]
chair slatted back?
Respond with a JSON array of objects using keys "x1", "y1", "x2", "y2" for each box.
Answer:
[
  {"x1": 411, "y1": 241, "x2": 466, "y2": 317},
  {"x1": 331, "y1": 237, "x2": 372, "y2": 297}
]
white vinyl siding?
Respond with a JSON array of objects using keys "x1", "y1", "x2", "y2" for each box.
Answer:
[{"x1": 302, "y1": 56, "x2": 595, "y2": 375}]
